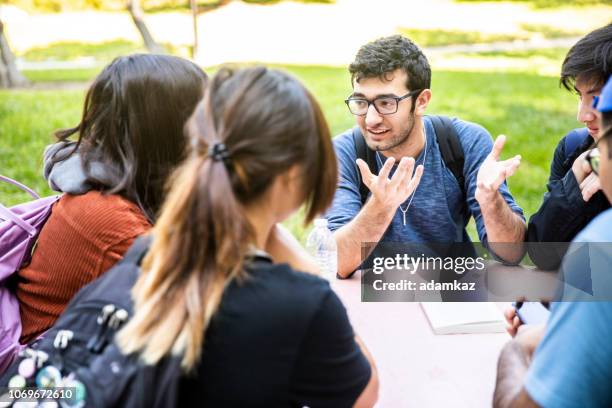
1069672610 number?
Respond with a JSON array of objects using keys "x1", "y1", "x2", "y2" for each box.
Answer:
[{"x1": 3, "y1": 387, "x2": 74, "y2": 402}]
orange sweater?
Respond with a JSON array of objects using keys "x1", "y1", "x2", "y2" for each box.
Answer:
[{"x1": 17, "y1": 191, "x2": 151, "y2": 343}]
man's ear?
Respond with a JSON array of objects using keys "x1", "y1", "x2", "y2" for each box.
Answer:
[{"x1": 414, "y1": 89, "x2": 432, "y2": 116}]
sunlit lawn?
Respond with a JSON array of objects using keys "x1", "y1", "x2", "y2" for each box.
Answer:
[{"x1": 0, "y1": 64, "x2": 579, "y2": 242}]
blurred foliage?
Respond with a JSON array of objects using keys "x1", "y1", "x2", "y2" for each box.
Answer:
[
  {"x1": 3, "y1": 0, "x2": 333, "y2": 13},
  {"x1": 399, "y1": 29, "x2": 528, "y2": 47},
  {"x1": 3, "y1": 0, "x2": 123, "y2": 12},
  {"x1": 242, "y1": 0, "x2": 332, "y2": 3},
  {"x1": 461, "y1": 47, "x2": 568, "y2": 59},
  {"x1": 520, "y1": 23, "x2": 584, "y2": 38},
  {"x1": 400, "y1": 24, "x2": 585, "y2": 48},
  {"x1": 456, "y1": 0, "x2": 611, "y2": 8}
]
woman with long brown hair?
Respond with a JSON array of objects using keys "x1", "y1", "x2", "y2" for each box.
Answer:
[
  {"x1": 118, "y1": 66, "x2": 378, "y2": 407},
  {"x1": 16, "y1": 54, "x2": 208, "y2": 344}
]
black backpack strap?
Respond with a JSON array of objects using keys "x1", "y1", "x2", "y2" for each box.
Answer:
[
  {"x1": 564, "y1": 128, "x2": 590, "y2": 159},
  {"x1": 352, "y1": 127, "x2": 377, "y2": 205},
  {"x1": 430, "y1": 115, "x2": 465, "y2": 196},
  {"x1": 77, "y1": 342, "x2": 183, "y2": 408},
  {"x1": 562, "y1": 127, "x2": 591, "y2": 167},
  {"x1": 120, "y1": 235, "x2": 152, "y2": 266}
]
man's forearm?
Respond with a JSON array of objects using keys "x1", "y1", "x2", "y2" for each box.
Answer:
[
  {"x1": 480, "y1": 192, "x2": 527, "y2": 263},
  {"x1": 494, "y1": 341, "x2": 531, "y2": 408},
  {"x1": 334, "y1": 198, "x2": 396, "y2": 277}
]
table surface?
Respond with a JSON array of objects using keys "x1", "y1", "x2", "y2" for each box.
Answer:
[{"x1": 331, "y1": 271, "x2": 511, "y2": 408}]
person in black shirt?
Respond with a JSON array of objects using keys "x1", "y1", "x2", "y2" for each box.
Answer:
[
  {"x1": 117, "y1": 67, "x2": 378, "y2": 407},
  {"x1": 526, "y1": 24, "x2": 612, "y2": 272},
  {"x1": 507, "y1": 25, "x2": 612, "y2": 336}
]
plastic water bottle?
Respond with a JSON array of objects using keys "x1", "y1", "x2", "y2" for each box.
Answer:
[{"x1": 306, "y1": 218, "x2": 338, "y2": 280}]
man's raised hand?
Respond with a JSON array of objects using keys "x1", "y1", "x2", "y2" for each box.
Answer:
[
  {"x1": 476, "y1": 135, "x2": 521, "y2": 200},
  {"x1": 356, "y1": 156, "x2": 424, "y2": 211}
]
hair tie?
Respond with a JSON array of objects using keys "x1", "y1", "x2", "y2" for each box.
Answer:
[{"x1": 208, "y1": 143, "x2": 231, "y2": 162}]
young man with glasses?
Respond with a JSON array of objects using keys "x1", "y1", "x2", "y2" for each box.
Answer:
[
  {"x1": 494, "y1": 75, "x2": 612, "y2": 408},
  {"x1": 325, "y1": 35, "x2": 526, "y2": 278},
  {"x1": 526, "y1": 24, "x2": 612, "y2": 272}
]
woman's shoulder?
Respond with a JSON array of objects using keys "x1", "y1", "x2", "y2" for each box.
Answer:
[
  {"x1": 239, "y1": 262, "x2": 334, "y2": 314},
  {"x1": 250, "y1": 261, "x2": 329, "y2": 288},
  {"x1": 54, "y1": 191, "x2": 151, "y2": 235}
]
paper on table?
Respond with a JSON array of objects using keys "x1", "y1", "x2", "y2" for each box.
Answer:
[{"x1": 420, "y1": 302, "x2": 506, "y2": 335}]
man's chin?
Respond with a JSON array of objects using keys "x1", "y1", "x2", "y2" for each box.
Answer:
[
  {"x1": 364, "y1": 135, "x2": 392, "y2": 151},
  {"x1": 365, "y1": 141, "x2": 389, "y2": 152}
]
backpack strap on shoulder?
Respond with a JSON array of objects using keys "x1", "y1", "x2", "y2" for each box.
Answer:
[
  {"x1": 564, "y1": 128, "x2": 591, "y2": 160},
  {"x1": 430, "y1": 115, "x2": 465, "y2": 196},
  {"x1": 352, "y1": 127, "x2": 377, "y2": 205},
  {"x1": 120, "y1": 235, "x2": 152, "y2": 266}
]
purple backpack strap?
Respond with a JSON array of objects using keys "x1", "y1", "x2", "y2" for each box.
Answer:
[
  {"x1": 0, "y1": 286, "x2": 25, "y2": 375},
  {"x1": 0, "y1": 175, "x2": 59, "y2": 376},
  {"x1": 0, "y1": 175, "x2": 40, "y2": 200},
  {"x1": 0, "y1": 174, "x2": 42, "y2": 236},
  {"x1": 0, "y1": 175, "x2": 60, "y2": 281}
]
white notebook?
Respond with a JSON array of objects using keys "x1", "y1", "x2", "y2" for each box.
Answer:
[{"x1": 420, "y1": 302, "x2": 506, "y2": 335}]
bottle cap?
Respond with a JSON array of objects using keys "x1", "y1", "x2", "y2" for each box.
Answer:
[{"x1": 314, "y1": 218, "x2": 328, "y2": 227}]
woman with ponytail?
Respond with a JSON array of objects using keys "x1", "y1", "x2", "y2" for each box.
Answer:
[{"x1": 118, "y1": 67, "x2": 378, "y2": 407}]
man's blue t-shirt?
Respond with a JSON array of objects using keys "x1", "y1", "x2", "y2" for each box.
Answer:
[
  {"x1": 525, "y1": 208, "x2": 612, "y2": 408},
  {"x1": 325, "y1": 116, "x2": 524, "y2": 243}
]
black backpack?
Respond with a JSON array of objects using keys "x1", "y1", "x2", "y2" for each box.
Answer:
[
  {"x1": 0, "y1": 236, "x2": 181, "y2": 407},
  {"x1": 353, "y1": 115, "x2": 465, "y2": 204}
]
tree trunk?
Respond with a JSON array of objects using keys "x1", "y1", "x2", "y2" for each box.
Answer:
[
  {"x1": 190, "y1": 0, "x2": 199, "y2": 60},
  {"x1": 0, "y1": 19, "x2": 28, "y2": 88},
  {"x1": 126, "y1": 0, "x2": 165, "y2": 54}
]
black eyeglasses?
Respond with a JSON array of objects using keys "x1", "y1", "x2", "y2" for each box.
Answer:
[
  {"x1": 345, "y1": 89, "x2": 422, "y2": 116},
  {"x1": 586, "y1": 146, "x2": 601, "y2": 175}
]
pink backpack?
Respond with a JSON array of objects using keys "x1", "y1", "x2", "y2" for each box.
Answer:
[{"x1": 0, "y1": 175, "x2": 60, "y2": 374}]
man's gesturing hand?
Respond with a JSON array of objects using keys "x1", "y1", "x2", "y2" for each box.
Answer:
[
  {"x1": 356, "y1": 156, "x2": 424, "y2": 212},
  {"x1": 476, "y1": 135, "x2": 521, "y2": 201}
]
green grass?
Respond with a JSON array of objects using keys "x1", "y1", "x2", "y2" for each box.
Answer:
[
  {"x1": 23, "y1": 68, "x2": 102, "y2": 83},
  {"x1": 0, "y1": 89, "x2": 83, "y2": 205},
  {"x1": 459, "y1": 47, "x2": 568, "y2": 60},
  {"x1": 20, "y1": 40, "x2": 146, "y2": 62},
  {"x1": 19, "y1": 40, "x2": 187, "y2": 63},
  {"x1": 399, "y1": 24, "x2": 586, "y2": 48},
  {"x1": 0, "y1": 64, "x2": 580, "y2": 243},
  {"x1": 398, "y1": 28, "x2": 526, "y2": 47},
  {"x1": 520, "y1": 23, "x2": 583, "y2": 39}
]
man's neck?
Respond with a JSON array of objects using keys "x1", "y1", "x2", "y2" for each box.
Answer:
[{"x1": 380, "y1": 117, "x2": 426, "y2": 160}]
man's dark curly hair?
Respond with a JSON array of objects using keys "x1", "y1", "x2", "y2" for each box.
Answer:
[
  {"x1": 560, "y1": 24, "x2": 612, "y2": 92},
  {"x1": 349, "y1": 35, "x2": 431, "y2": 99}
]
